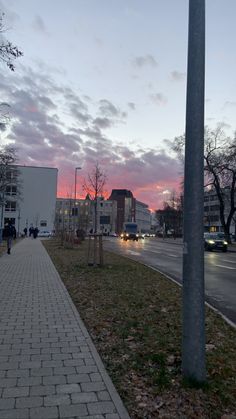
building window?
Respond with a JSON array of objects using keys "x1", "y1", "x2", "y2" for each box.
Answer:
[
  {"x1": 5, "y1": 185, "x2": 17, "y2": 196},
  {"x1": 40, "y1": 220, "x2": 47, "y2": 227},
  {"x1": 5, "y1": 201, "x2": 16, "y2": 212}
]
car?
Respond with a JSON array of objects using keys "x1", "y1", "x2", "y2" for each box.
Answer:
[
  {"x1": 138, "y1": 233, "x2": 145, "y2": 239},
  {"x1": 204, "y1": 233, "x2": 228, "y2": 252},
  {"x1": 38, "y1": 230, "x2": 51, "y2": 238}
]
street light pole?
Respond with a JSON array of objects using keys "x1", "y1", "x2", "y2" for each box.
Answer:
[
  {"x1": 182, "y1": 0, "x2": 206, "y2": 383},
  {"x1": 74, "y1": 167, "x2": 81, "y2": 231}
]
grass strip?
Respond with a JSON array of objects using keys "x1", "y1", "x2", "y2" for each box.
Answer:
[{"x1": 44, "y1": 239, "x2": 236, "y2": 419}]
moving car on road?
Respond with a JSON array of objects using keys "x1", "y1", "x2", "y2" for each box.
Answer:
[
  {"x1": 204, "y1": 233, "x2": 228, "y2": 252},
  {"x1": 121, "y1": 222, "x2": 139, "y2": 241}
]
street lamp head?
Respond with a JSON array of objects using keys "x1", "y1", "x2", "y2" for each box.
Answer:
[{"x1": 76, "y1": 167, "x2": 82, "y2": 170}]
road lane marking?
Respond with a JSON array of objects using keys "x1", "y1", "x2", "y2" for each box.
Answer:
[
  {"x1": 126, "y1": 250, "x2": 141, "y2": 256},
  {"x1": 214, "y1": 264, "x2": 236, "y2": 270},
  {"x1": 168, "y1": 254, "x2": 179, "y2": 258},
  {"x1": 222, "y1": 259, "x2": 236, "y2": 264}
]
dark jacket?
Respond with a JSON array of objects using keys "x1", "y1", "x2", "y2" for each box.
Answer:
[{"x1": 3, "y1": 224, "x2": 16, "y2": 239}]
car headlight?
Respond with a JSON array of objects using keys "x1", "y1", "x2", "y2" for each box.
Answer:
[
  {"x1": 223, "y1": 241, "x2": 228, "y2": 245},
  {"x1": 136, "y1": 234, "x2": 139, "y2": 237},
  {"x1": 121, "y1": 233, "x2": 124, "y2": 238},
  {"x1": 126, "y1": 233, "x2": 129, "y2": 237},
  {"x1": 208, "y1": 240, "x2": 215, "y2": 244}
]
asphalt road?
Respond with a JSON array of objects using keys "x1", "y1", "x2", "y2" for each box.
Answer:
[{"x1": 104, "y1": 237, "x2": 236, "y2": 325}]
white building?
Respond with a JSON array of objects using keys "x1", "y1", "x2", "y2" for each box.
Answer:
[
  {"x1": 135, "y1": 200, "x2": 151, "y2": 233},
  {"x1": 2, "y1": 165, "x2": 58, "y2": 235}
]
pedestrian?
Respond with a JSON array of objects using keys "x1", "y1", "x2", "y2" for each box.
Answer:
[
  {"x1": 23, "y1": 227, "x2": 28, "y2": 237},
  {"x1": 3, "y1": 221, "x2": 16, "y2": 255},
  {"x1": 33, "y1": 227, "x2": 39, "y2": 239}
]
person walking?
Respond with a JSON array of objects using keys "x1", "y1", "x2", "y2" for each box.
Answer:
[{"x1": 3, "y1": 221, "x2": 16, "y2": 254}]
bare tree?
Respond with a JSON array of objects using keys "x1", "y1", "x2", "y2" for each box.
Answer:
[
  {"x1": 0, "y1": 12, "x2": 23, "y2": 71},
  {"x1": 83, "y1": 163, "x2": 107, "y2": 234},
  {"x1": 171, "y1": 126, "x2": 236, "y2": 241}
]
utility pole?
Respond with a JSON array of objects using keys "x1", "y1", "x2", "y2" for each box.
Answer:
[
  {"x1": 182, "y1": 0, "x2": 206, "y2": 382},
  {"x1": 74, "y1": 167, "x2": 81, "y2": 232}
]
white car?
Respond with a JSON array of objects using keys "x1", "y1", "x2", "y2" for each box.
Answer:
[{"x1": 38, "y1": 230, "x2": 51, "y2": 238}]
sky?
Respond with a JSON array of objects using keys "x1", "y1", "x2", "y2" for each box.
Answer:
[{"x1": 0, "y1": 0, "x2": 236, "y2": 210}]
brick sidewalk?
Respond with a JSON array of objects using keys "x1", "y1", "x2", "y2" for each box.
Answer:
[{"x1": 0, "y1": 238, "x2": 130, "y2": 419}]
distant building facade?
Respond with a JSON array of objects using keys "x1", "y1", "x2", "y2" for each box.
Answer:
[
  {"x1": 55, "y1": 197, "x2": 93, "y2": 234},
  {"x1": 109, "y1": 189, "x2": 135, "y2": 234},
  {"x1": 1, "y1": 165, "x2": 58, "y2": 235},
  {"x1": 135, "y1": 200, "x2": 151, "y2": 233},
  {"x1": 109, "y1": 189, "x2": 151, "y2": 234},
  {"x1": 55, "y1": 196, "x2": 117, "y2": 235},
  {"x1": 204, "y1": 188, "x2": 236, "y2": 235}
]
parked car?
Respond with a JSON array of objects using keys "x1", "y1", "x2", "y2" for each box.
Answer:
[
  {"x1": 204, "y1": 233, "x2": 228, "y2": 252},
  {"x1": 38, "y1": 230, "x2": 51, "y2": 238}
]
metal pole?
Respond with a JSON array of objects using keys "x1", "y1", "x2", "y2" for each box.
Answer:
[
  {"x1": 74, "y1": 167, "x2": 81, "y2": 232},
  {"x1": 182, "y1": 0, "x2": 206, "y2": 382}
]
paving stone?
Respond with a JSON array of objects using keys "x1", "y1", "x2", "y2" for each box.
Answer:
[
  {"x1": 71, "y1": 391, "x2": 98, "y2": 403},
  {"x1": 17, "y1": 376, "x2": 42, "y2": 386},
  {"x1": 42, "y1": 360, "x2": 63, "y2": 368},
  {"x1": 44, "y1": 394, "x2": 70, "y2": 406},
  {"x1": 0, "y1": 398, "x2": 15, "y2": 409},
  {"x1": 98, "y1": 391, "x2": 111, "y2": 401},
  {"x1": 80, "y1": 382, "x2": 106, "y2": 392},
  {"x1": 63, "y1": 359, "x2": 84, "y2": 367},
  {"x1": 56, "y1": 383, "x2": 81, "y2": 394},
  {"x1": 15, "y1": 396, "x2": 43, "y2": 408},
  {"x1": 67, "y1": 373, "x2": 90, "y2": 384},
  {"x1": 3, "y1": 386, "x2": 29, "y2": 398},
  {"x1": 20, "y1": 361, "x2": 41, "y2": 369},
  {"x1": 0, "y1": 408, "x2": 29, "y2": 418},
  {"x1": 0, "y1": 361, "x2": 19, "y2": 370},
  {"x1": 54, "y1": 366, "x2": 76, "y2": 375},
  {"x1": 31, "y1": 354, "x2": 51, "y2": 362},
  {"x1": 52, "y1": 354, "x2": 72, "y2": 361},
  {"x1": 31, "y1": 367, "x2": 53, "y2": 377},
  {"x1": 0, "y1": 378, "x2": 17, "y2": 387},
  {"x1": 7, "y1": 369, "x2": 29, "y2": 378},
  {"x1": 59, "y1": 403, "x2": 88, "y2": 418},
  {"x1": 30, "y1": 385, "x2": 56, "y2": 396},
  {"x1": 90, "y1": 372, "x2": 103, "y2": 382},
  {"x1": 30, "y1": 406, "x2": 58, "y2": 419},
  {"x1": 43, "y1": 375, "x2": 67, "y2": 386},
  {"x1": 88, "y1": 401, "x2": 117, "y2": 415},
  {"x1": 76, "y1": 365, "x2": 97, "y2": 374}
]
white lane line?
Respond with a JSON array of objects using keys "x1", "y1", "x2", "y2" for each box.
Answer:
[
  {"x1": 214, "y1": 264, "x2": 236, "y2": 270},
  {"x1": 126, "y1": 250, "x2": 141, "y2": 256},
  {"x1": 222, "y1": 259, "x2": 236, "y2": 264},
  {"x1": 146, "y1": 249, "x2": 162, "y2": 255},
  {"x1": 168, "y1": 254, "x2": 179, "y2": 258}
]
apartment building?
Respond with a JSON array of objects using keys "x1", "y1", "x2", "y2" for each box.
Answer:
[
  {"x1": 1, "y1": 165, "x2": 58, "y2": 236},
  {"x1": 204, "y1": 188, "x2": 236, "y2": 234}
]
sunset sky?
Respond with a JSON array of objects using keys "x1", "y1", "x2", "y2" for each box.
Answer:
[{"x1": 1, "y1": 0, "x2": 236, "y2": 209}]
